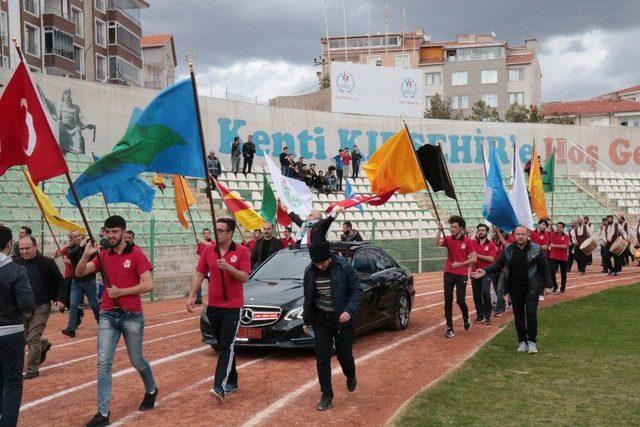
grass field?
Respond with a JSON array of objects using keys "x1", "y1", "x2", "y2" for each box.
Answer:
[{"x1": 395, "y1": 283, "x2": 640, "y2": 426}]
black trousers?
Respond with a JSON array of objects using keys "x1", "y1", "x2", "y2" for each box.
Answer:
[
  {"x1": 0, "y1": 331, "x2": 25, "y2": 427},
  {"x1": 601, "y1": 245, "x2": 609, "y2": 272},
  {"x1": 567, "y1": 246, "x2": 575, "y2": 271},
  {"x1": 574, "y1": 249, "x2": 588, "y2": 273},
  {"x1": 351, "y1": 162, "x2": 360, "y2": 178},
  {"x1": 549, "y1": 259, "x2": 568, "y2": 292},
  {"x1": 242, "y1": 156, "x2": 253, "y2": 174},
  {"x1": 471, "y1": 276, "x2": 492, "y2": 320},
  {"x1": 313, "y1": 311, "x2": 355, "y2": 398},
  {"x1": 510, "y1": 288, "x2": 539, "y2": 343},
  {"x1": 336, "y1": 169, "x2": 343, "y2": 191},
  {"x1": 603, "y1": 245, "x2": 622, "y2": 273},
  {"x1": 444, "y1": 272, "x2": 469, "y2": 328},
  {"x1": 206, "y1": 307, "x2": 241, "y2": 390}
]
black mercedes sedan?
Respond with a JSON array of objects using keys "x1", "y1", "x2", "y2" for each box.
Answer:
[{"x1": 200, "y1": 242, "x2": 415, "y2": 349}]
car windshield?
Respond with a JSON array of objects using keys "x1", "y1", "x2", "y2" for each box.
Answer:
[{"x1": 251, "y1": 250, "x2": 311, "y2": 281}]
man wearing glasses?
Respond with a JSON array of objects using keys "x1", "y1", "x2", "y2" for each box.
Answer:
[{"x1": 187, "y1": 217, "x2": 251, "y2": 401}]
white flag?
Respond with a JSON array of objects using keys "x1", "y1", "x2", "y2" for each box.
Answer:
[
  {"x1": 265, "y1": 156, "x2": 314, "y2": 218},
  {"x1": 508, "y1": 154, "x2": 534, "y2": 230},
  {"x1": 482, "y1": 145, "x2": 492, "y2": 228}
]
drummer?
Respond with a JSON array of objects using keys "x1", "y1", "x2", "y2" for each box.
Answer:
[
  {"x1": 584, "y1": 216, "x2": 595, "y2": 266},
  {"x1": 570, "y1": 217, "x2": 591, "y2": 275},
  {"x1": 602, "y1": 215, "x2": 627, "y2": 276},
  {"x1": 617, "y1": 216, "x2": 632, "y2": 266}
]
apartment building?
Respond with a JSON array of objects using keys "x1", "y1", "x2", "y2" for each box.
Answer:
[
  {"x1": 0, "y1": 0, "x2": 148, "y2": 87},
  {"x1": 320, "y1": 32, "x2": 541, "y2": 117},
  {"x1": 592, "y1": 84, "x2": 640, "y2": 102},
  {"x1": 141, "y1": 32, "x2": 175, "y2": 89},
  {"x1": 541, "y1": 99, "x2": 640, "y2": 127}
]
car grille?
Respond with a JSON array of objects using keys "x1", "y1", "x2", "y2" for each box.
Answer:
[{"x1": 240, "y1": 305, "x2": 282, "y2": 327}]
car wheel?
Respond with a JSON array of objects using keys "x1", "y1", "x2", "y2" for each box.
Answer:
[{"x1": 390, "y1": 291, "x2": 410, "y2": 330}]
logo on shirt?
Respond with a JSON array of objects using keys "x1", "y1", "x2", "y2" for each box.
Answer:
[
  {"x1": 485, "y1": 246, "x2": 489, "y2": 251},
  {"x1": 123, "y1": 259, "x2": 131, "y2": 269},
  {"x1": 461, "y1": 244, "x2": 466, "y2": 250},
  {"x1": 230, "y1": 255, "x2": 238, "y2": 263}
]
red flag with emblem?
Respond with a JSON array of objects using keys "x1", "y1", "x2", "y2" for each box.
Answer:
[
  {"x1": 325, "y1": 188, "x2": 398, "y2": 213},
  {"x1": 276, "y1": 199, "x2": 291, "y2": 227},
  {"x1": 0, "y1": 60, "x2": 68, "y2": 184}
]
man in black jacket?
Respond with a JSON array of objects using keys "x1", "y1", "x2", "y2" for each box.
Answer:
[
  {"x1": 14, "y1": 236, "x2": 66, "y2": 379},
  {"x1": 242, "y1": 134, "x2": 256, "y2": 175},
  {"x1": 0, "y1": 226, "x2": 35, "y2": 427},
  {"x1": 289, "y1": 205, "x2": 344, "y2": 246},
  {"x1": 250, "y1": 222, "x2": 284, "y2": 270},
  {"x1": 303, "y1": 242, "x2": 363, "y2": 411},
  {"x1": 471, "y1": 226, "x2": 551, "y2": 354}
]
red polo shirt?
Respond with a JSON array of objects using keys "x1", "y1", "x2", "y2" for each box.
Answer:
[
  {"x1": 443, "y1": 235, "x2": 475, "y2": 276},
  {"x1": 530, "y1": 230, "x2": 550, "y2": 248},
  {"x1": 473, "y1": 239, "x2": 497, "y2": 269},
  {"x1": 197, "y1": 242, "x2": 251, "y2": 308},
  {"x1": 92, "y1": 243, "x2": 153, "y2": 313},
  {"x1": 549, "y1": 232, "x2": 570, "y2": 261},
  {"x1": 281, "y1": 237, "x2": 296, "y2": 249},
  {"x1": 196, "y1": 240, "x2": 212, "y2": 257},
  {"x1": 59, "y1": 245, "x2": 73, "y2": 279}
]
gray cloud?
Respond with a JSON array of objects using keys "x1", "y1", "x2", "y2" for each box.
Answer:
[{"x1": 141, "y1": 0, "x2": 640, "y2": 101}]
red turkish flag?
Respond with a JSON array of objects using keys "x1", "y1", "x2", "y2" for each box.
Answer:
[
  {"x1": 0, "y1": 61, "x2": 68, "y2": 184},
  {"x1": 276, "y1": 199, "x2": 291, "y2": 227},
  {"x1": 325, "y1": 188, "x2": 398, "y2": 213}
]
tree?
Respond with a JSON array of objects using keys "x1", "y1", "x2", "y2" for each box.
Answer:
[
  {"x1": 470, "y1": 100, "x2": 500, "y2": 122},
  {"x1": 545, "y1": 114, "x2": 574, "y2": 125},
  {"x1": 425, "y1": 93, "x2": 453, "y2": 120},
  {"x1": 505, "y1": 103, "x2": 530, "y2": 122},
  {"x1": 528, "y1": 105, "x2": 542, "y2": 123}
]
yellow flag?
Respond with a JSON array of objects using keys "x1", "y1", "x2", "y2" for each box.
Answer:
[
  {"x1": 528, "y1": 145, "x2": 548, "y2": 219},
  {"x1": 363, "y1": 128, "x2": 427, "y2": 194},
  {"x1": 24, "y1": 169, "x2": 85, "y2": 232},
  {"x1": 173, "y1": 175, "x2": 196, "y2": 229}
]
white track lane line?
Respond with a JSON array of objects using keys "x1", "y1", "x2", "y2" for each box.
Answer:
[
  {"x1": 52, "y1": 315, "x2": 199, "y2": 349},
  {"x1": 41, "y1": 329, "x2": 199, "y2": 372},
  {"x1": 245, "y1": 273, "x2": 640, "y2": 426},
  {"x1": 110, "y1": 355, "x2": 275, "y2": 427},
  {"x1": 20, "y1": 345, "x2": 210, "y2": 412}
]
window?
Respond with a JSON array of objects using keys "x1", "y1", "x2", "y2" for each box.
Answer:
[
  {"x1": 481, "y1": 93, "x2": 498, "y2": 108},
  {"x1": 1, "y1": 56, "x2": 8, "y2": 68},
  {"x1": 108, "y1": 22, "x2": 141, "y2": 56},
  {"x1": 589, "y1": 117, "x2": 610, "y2": 126},
  {"x1": 74, "y1": 45, "x2": 84, "y2": 74},
  {"x1": 96, "y1": 53, "x2": 107, "y2": 80},
  {"x1": 424, "y1": 72, "x2": 441, "y2": 86},
  {"x1": 44, "y1": 27, "x2": 74, "y2": 60},
  {"x1": 447, "y1": 46, "x2": 505, "y2": 61},
  {"x1": 451, "y1": 95, "x2": 468, "y2": 109},
  {"x1": 481, "y1": 69, "x2": 498, "y2": 84},
  {"x1": 24, "y1": 0, "x2": 39, "y2": 16},
  {"x1": 72, "y1": 7, "x2": 84, "y2": 37},
  {"x1": 24, "y1": 24, "x2": 40, "y2": 56},
  {"x1": 395, "y1": 53, "x2": 410, "y2": 68},
  {"x1": 0, "y1": 11, "x2": 7, "y2": 46},
  {"x1": 509, "y1": 68, "x2": 524, "y2": 82},
  {"x1": 95, "y1": 0, "x2": 106, "y2": 13},
  {"x1": 95, "y1": 19, "x2": 106, "y2": 47},
  {"x1": 508, "y1": 92, "x2": 525, "y2": 105},
  {"x1": 353, "y1": 251, "x2": 374, "y2": 275},
  {"x1": 425, "y1": 96, "x2": 433, "y2": 110},
  {"x1": 451, "y1": 71, "x2": 467, "y2": 86},
  {"x1": 109, "y1": 55, "x2": 142, "y2": 86},
  {"x1": 368, "y1": 250, "x2": 395, "y2": 272},
  {"x1": 367, "y1": 54, "x2": 381, "y2": 66}
]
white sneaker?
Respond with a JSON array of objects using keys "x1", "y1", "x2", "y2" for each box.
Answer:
[
  {"x1": 539, "y1": 294, "x2": 545, "y2": 301},
  {"x1": 517, "y1": 341, "x2": 528, "y2": 352},
  {"x1": 528, "y1": 342, "x2": 538, "y2": 354}
]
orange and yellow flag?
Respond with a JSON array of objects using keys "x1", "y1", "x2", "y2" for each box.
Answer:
[
  {"x1": 363, "y1": 127, "x2": 427, "y2": 194},
  {"x1": 215, "y1": 180, "x2": 264, "y2": 231},
  {"x1": 173, "y1": 175, "x2": 196, "y2": 229},
  {"x1": 528, "y1": 145, "x2": 548, "y2": 219}
]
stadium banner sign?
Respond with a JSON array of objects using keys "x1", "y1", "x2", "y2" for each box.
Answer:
[
  {"x1": 330, "y1": 61, "x2": 424, "y2": 118},
  {"x1": 4, "y1": 69, "x2": 640, "y2": 175}
]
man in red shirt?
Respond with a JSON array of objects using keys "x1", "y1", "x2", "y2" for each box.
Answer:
[
  {"x1": 244, "y1": 229, "x2": 261, "y2": 251},
  {"x1": 549, "y1": 222, "x2": 570, "y2": 294},
  {"x1": 471, "y1": 224, "x2": 497, "y2": 325},
  {"x1": 194, "y1": 228, "x2": 214, "y2": 305},
  {"x1": 76, "y1": 216, "x2": 158, "y2": 427},
  {"x1": 341, "y1": 148, "x2": 352, "y2": 179},
  {"x1": 187, "y1": 217, "x2": 251, "y2": 401},
  {"x1": 280, "y1": 226, "x2": 296, "y2": 249},
  {"x1": 55, "y1": 231, "x2": 84, "y2": 328},
  {"x1": 436, "y1": 215, "x2": 477, "y2": 338}
]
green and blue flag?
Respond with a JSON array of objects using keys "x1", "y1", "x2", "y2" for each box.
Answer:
[{"x1": 482, "y1": 149, "x2": 519, "y2": 232}]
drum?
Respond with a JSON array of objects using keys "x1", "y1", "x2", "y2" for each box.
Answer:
[
  {"x1": 634, "y1": 249, "x2": 640, "y2": 262},
  {"x1": 609, "y1": 236, "x2": 628, "y2": 256},
  {"x1": 579, "y1": 237, "x2": 597, "y2": 256}
]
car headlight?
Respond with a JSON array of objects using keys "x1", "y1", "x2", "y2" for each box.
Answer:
[{"x1": 284, "y1": 307, "x2": 304, "y2": 321}]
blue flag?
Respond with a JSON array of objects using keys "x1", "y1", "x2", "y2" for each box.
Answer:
[
  {"x1": 67, "y1": 79, "x2": 205, "y2": 203},
  {"x1": 345, "y1": 179, "x2": 364, "y2": 212},
  {"x1": 482, "y1": 150, "x2": 519, "y2": 233}
]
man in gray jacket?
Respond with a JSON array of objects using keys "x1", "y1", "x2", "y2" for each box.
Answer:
[{"x1": 0, "y1": 226, "x2": 35, "y2": 427}]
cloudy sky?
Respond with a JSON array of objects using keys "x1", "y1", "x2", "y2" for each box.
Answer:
[{"x1": 141, "y1": 0, "x2": 640, "y2": 103}]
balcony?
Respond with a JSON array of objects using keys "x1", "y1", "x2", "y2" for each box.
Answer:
[
  {"x1": 107, "y1": 0, "x2": 144, "y2": 27},
  {"x1": 42, "y1": 8, "x2": 75, "y2": 34}
]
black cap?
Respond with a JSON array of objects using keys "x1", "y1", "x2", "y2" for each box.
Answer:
[{"x1": 309, "y1": 242, "x2": 331, "y2": 263}]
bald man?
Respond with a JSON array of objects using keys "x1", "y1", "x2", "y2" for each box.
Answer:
[{"x1": 288, "y1": 205, "x2": 345, "y2": 246}]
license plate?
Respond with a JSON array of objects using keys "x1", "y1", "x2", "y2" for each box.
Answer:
[{"x1": 237, "y1": 327, "x2": 262, "y2": 339}]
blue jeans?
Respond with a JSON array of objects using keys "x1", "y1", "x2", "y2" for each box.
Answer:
[
  {"x1": 67, "y1": 279, "x2": 100, "y2": 331},
  {"x1": 97, "y1": 310, "x2": 156, "y2": 417},
  {"x1": 0, "y1": 331, "x2": 25, "y2": 427}
]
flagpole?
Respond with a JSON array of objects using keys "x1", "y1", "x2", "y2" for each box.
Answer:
[
  {"x1": 402, "y1": 121, "x2": 442, "y2": 224},
  {"x1": 186, "y1": 54, "x2": 227, "y2": 301},
  {"x1": 20, "y1": 166, "x2": 61, "y2": 250},
  {"x1": 551, "y1": 147, "x2": 556, "y2": 224},
  {"x1": 436, "y1": 139, "x2": 463, "y2": 217}
]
